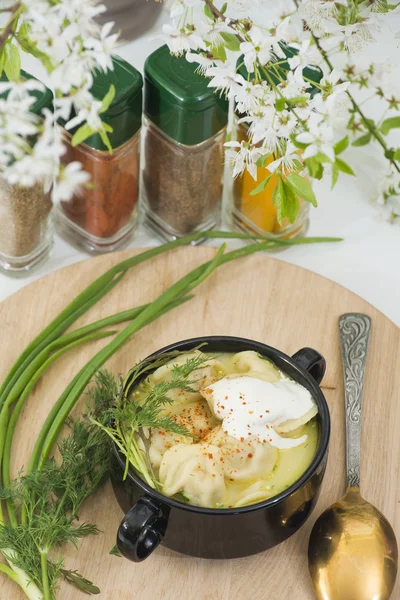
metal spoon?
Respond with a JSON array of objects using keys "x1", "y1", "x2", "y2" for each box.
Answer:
[{"x1": 308, "y1": 313, "x2": 398, "y2": 600}]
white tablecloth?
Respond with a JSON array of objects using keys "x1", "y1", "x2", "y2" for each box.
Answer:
[{"x1": 0, "y1": 8, "x2": 399, "y2": 327}]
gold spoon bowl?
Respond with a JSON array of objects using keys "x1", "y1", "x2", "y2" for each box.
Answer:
[
  {"x1": 308, "y1": 314, "x2": 398, "y2": 600},
  {"x1": 309, "y1": 487, "x2": 398, "y2": 600}
]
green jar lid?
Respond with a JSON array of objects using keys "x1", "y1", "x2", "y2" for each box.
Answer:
[
  {"x1": 0, "y1": 69, "x2": 53, "y2": 114},
  {"x1": 64, "y1": 56, "x2": 143, "y2": 151},
  {"x1": 144, "y1": 45, "x2": 228, "y2": 146}
]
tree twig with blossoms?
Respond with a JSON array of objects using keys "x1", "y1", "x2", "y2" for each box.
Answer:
[
  {"x1": 0, "y1": 0, "x2": 118, "y2": 202},
  {"x1": 162, "y1": 0, "x2": 400, "y2": 224}
]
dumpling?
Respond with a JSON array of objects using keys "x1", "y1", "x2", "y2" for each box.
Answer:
[
  {"x1": 232, "y1": 480, "x2": 276, "y2": 508},
  {"x1": 231, "y1": 351, "x2": 281, "y2": 382},
  {"x1": 165, "y1": 400, "x2": 218, "y2": 439},
  {"x1": 274, "y1": 405, "x2": 318, "y2": 434},
  {"x1": 149, "y1": 351, "x2": 226, "y2": 406},
  {"x1": 204, "y1": 426, "x2": 278, "y2": 482},
  {"x1": 148, "y1": 428, "x2": 193, "y2": 469},
  {"x1": 159, "y1": 443, "x2": 225, "y2": 507}
]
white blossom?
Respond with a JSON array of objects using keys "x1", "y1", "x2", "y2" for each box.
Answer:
[
  {"x1": 186, "y1": 52, "x2": 221, "y2": 75},
  {"x1": 267, "y1": 142, "x2": 302, "y2": 173},
  {"x1": 206, "y1": 67, "x2": 246, "y2": 98},
  {"x1": 225, "y1": 140, "x2": 261, "y2": 180},
  {"x1": 52, "y1": 162, "x2": 91, "y2": 203},
  {"x1": 297, "y1": 114, "x2": 335, "y2": 161},
  {"x1": 240, "y1": 26, "x2": 284, "y2": 73},
  {"x1": 155, "y1": 24, "x2": 205, "y2": 56}
]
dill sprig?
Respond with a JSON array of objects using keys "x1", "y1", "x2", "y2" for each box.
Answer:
[
  {"x1": 0, "y1": 371, "x2": 117, "y2": 599},
  {"x1": 93, "y1": 351, "x2": 212, "y2": 489}
]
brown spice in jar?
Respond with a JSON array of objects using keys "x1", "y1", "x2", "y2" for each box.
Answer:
[
  {"x1": 60, "y1": 132, "x2": 140, "y2": 239},
  {"x1": 143, "y1": 123, "x2": 225, "y2": 234},
  {"x1": 0, "y1": 179, "x2": 52, "y2": 257}
]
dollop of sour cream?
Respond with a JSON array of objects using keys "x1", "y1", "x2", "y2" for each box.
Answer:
[{"x1": 204, "y1": 376, "x2": 316, "y2": 449}]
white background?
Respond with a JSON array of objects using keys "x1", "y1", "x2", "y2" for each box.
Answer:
[{"x1": 0, "y1": 5, "x2": 399, "y2": 326}]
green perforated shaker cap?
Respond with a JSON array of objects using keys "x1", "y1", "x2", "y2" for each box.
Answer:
[
  {"x1": 144, "y1": 45, "x2": 229, "y2": 146},
  {"x1": 64, "y1": 56, "x2": 143, "y2": 152}
]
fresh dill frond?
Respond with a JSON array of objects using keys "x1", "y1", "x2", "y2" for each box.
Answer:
[
  {"x1": 94, "y1": 349, "x2": 212, "y2": 490},
  {"x1": 0, "y1": 369, "x2": 117, "y2": 597}
]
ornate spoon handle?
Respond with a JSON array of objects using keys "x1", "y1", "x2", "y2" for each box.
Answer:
[{"x1": 339, "y1": 313, "x2": 372, "y2": 489}]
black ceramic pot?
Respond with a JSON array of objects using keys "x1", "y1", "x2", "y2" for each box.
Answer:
[{"x1": 110, "y1": 336, "x2": 330, "y2": 562}]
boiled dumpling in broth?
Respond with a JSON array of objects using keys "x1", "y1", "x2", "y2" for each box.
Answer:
[
  {"x1": 167, "y1": 400, "x2": 217, "y2": 439},
  {"x1": 275, "y1": 405, "x2": 318, "y2": 434},
  {"x1": 159, "y1": 443, "x2": 225, "y2": 507},
  {"x1": 231, "y1": 351, "x2": 281, "y2": 382},
  {"x1": 204, "y1": 426, "x2": 278, "y2": 481},
  {"x1": 148, "y1": 428, "x2": 193, "y2": 469},
  {"x1": 149, "y1": 351, "x2": 226, "y2": 406}
]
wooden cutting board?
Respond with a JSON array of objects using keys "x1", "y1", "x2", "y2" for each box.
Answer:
[{"x1": 1, "y1": 247, "x2": 399, "y2": 600}]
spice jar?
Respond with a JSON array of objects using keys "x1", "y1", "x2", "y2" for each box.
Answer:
[
  {"x1": 226, "y1": 120, "x2": 310, "y2": 240},
  {"x1": 226, "y1": 50, "x2": 322, "y2": 241},
  {"x1": 142, "y1": 45, "x2": 229, "y2": 242},
  {"x1": 56, "y1": 57, "x2": 142, "y2": 253},
  {"x1": 0, "y1": 72, "x2": 53, "y2": 274}
]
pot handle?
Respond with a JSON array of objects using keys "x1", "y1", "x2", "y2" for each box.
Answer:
[
  {"x1": 117, "y1": 495, "x2": 169, "y2": 562},
  {"x1": 292, "y1": 347, "x2": 326, "y2": 384}
]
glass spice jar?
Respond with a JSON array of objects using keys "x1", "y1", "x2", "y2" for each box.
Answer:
[
  {"x1": 142, "y1": 45, "x2": 229, "y2": 242},
  {"x1": 56, "y1": 57, "x2": 142, "y2": 253},
  {"x1": 226, "y1": 121, "x2": 310, "y2": 240},
  {"x1": 0, "y1": 71, "x2": 53, "y2": 274},
  {"x1": 225, "y1": 50, "x2": 322, "y2": 242}
]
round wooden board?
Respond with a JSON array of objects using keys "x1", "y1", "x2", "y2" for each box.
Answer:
[{"x1": 1, "y1": 247, "x2": 399, "y2": 600}]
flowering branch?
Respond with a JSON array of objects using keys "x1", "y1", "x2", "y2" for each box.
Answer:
[
  {"x1": 0, "y1": 4, "x2": 20, "y2": 50},
  {"x1": 0, "y1": 0, "x2": 118, "y2": 202},
  {"x1": 163, "y1": 0, "x2": 400, "y2": 225}
]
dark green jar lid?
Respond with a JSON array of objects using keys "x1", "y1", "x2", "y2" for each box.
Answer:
[
  {"x1": 144, "y1": 45, "x2": 228, "y2": 146},
  {"x1": 63, "y1": 56, "x2": 143, "y2": 152},
  {"x1": 0, "y1": 69, "x2": 53, "y2": 114}
]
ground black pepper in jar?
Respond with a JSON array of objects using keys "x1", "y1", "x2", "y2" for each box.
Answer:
[
  {"x1": 0, "y1": 71, "x2": 53, "y2": 274},
  {"x1": 142, "y1": 45, "x2": 228, "y2": 242}
]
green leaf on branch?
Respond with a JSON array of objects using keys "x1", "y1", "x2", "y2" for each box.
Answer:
[
  {"x1": 333, "y1": 136, "x2": 349, "y2": 155},
  {"x1": 272, "y1": 178, "x2": 283, "y2": 224},
  {"x1": 204, "y1": 3, "x2": 215, "y2": 19},
  {"x1": 99, "y1": 84, "x2": 115, "y2": 114},
  {"x1": 256, "y1": 154, "x2": 270, "y2": 167},
  {"x1": 4, "y1": 43, "x2": 20, "y2": 81},
  {"x1": 331, "y1": 164, "x2": 339, "y2": 189},
  {"x1": 286, "y1": 173, "x2": 317, "y2": 207},
  {"x1": 100, "y1": 130, "x2": 113, "y2": 154},
  {"x1": 250, "y1": 174, "x2": 273, "y2": 195},
  {"x1": 352, "y1": 133, "x2": 372, "y2": 147},
  {"x1": 71, "y1": 123, "x2": 94, "y2": 147},
  {"x1": 393, "y1": 149, "x2": 400, "y2": 160},
  {"x1": 335, "y1": 157, "x2": 355, "y2": 176},
  {"x1": 211, "y1": 44, "x2": 226, "y2": 62},
  {"x1": 282, "y1": 180, "x2": 300, "y2": 224},
  {"x1": 0, "y1": 50, "x2": 5, "y2": 77},
  {"x1": 381, "y1": 117, "x2": 400, "y2": 135},
  {"x1": 272, "y1": 177, "x2": 300, "y2": 225},
  {"x1": 286, "y1": 96, "x2": 308, "y2": 105},
  {"x1": 275, "y1": 98, "x2": 286, "y2": 112},
  {"x1": 220, "y1": 32, "x2": 241, "y2": 51},
  {"x1": 102, "y1": 122, "x2": 113, "y2": 133},
  {"x1": 290, "y1": 135, "x2": 308, "y2": 150},
  {"x1": 220, "y1": 2, "x2": 228, "y2": 13},
  {"x1": 17, "y1": 23, "x2": 53, "y2": 71},
  {"x1": 305, "y1": 157, "x2": 324, "y2": 180}
]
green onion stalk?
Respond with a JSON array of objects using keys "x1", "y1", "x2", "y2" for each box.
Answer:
[{"x1": 0, "y1": 232, "x2": 340, "y2": 599}]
